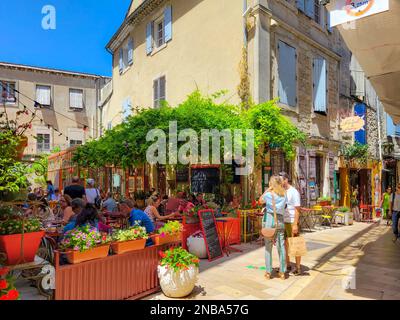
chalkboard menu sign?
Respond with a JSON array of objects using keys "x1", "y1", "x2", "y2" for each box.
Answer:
[
  {"x1": 191, "y1": 168, "x2": 220, "y2": 193},
  {"x1": 198, "y1": 209, "x2": 223, "y2": 261},
  {"x1": 176, "y1": 166, "x2": 189, "y2": 183}
]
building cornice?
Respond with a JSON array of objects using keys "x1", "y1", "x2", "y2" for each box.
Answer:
[
  {"x1": 106, "y1": 0, "x2": 166, "y2": 54},
  {"x1": 0, "y1": 62, "x2": 110, "y2": 80}
]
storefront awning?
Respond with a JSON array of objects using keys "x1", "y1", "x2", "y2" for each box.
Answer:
[{"x1": 327, "y1": 0, "x2": 400, "y2": 123}]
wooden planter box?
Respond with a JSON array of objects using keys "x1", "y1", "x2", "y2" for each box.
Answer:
[
  {"x1": 154, "y1": 232, "x2": 182, "y2": 245},
  {"x1": 65, "y1": 244, "x2": 110, "y2": 264},
  {"x1": 111, "y1": 239, "x2": 146, "y2": 255},
  {"x1": 54, "y1": 242, "x2": 180, "y2": 300}
]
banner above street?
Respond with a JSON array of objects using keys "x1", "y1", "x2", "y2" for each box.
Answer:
[{"x1": 330, "y1": 0, "x2": 389, "y2": 27}]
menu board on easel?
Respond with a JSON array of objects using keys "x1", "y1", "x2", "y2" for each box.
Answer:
[{"x1": 198, "y1": 209, "x2": 223, "y2": 261}]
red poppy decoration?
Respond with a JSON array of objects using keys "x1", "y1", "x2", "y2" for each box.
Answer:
[{"x1": 6, "y1": 289, "x2": 19, "y2": 300}]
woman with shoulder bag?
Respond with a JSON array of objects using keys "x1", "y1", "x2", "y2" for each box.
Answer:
[{"x1": 259, "y1": 175, "x2": 288, "y2": 280}]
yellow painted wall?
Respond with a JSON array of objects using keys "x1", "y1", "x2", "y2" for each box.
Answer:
[{"x1": 104, "y1": 0, "x2": 244, "y2": 127}]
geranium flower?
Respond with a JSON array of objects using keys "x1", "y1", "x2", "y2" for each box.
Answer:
[
  {"x1": 0, "y1": 279, "x2": 7, "y2": 290},
  {"x1": 0, "y1": 267, "x2": 10, "y2": 276},
  {"x1": 6, "y1": 289, "x2": 19, "y2": 300}
]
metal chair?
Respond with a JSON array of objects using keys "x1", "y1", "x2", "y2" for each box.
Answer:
[{"x1": 321, "y1": 206, "x2": 336, "y2": 228}]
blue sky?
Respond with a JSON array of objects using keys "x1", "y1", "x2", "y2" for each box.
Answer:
[{"x1": 0, "y1": 0, "x2": 132, "y2": 76}]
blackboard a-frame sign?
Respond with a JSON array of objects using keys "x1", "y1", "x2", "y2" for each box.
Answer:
[{"x1": 198, "y1": 209, "x2": 223, "y2": 261}]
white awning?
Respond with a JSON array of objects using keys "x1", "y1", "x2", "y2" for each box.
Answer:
[{"x1": 327, "y1": 0, "x2": 400, "y2": 123}]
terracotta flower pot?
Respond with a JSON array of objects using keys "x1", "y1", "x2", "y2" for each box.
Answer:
[
  {"x1": 154, "y1": 232, "x2": 182, "y2": 245},
  {"x1": 15, "y1": 135, "x2": 28, "y2": 161},
  {"x1": 65, "y1": 244, "x2": 110, "y2": 264},
  {"x1": 158, "y1": 265, "x2": 199, "y2": 298},
  {"x1": 111, "y1": 238, "x2": 146, "y2": 255},
  {"x1": 0, "y1": 231, "x2": 45, "y2": 265}
]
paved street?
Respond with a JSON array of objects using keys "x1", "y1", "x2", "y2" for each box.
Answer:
[
  {"x1": 146, "y1": 221, "x2": 400, "y2": 300},
  {"x1": 16, "y1": 220, "x2": 400, "y2": 300}
]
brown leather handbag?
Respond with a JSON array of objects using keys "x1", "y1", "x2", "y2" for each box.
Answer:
[{"x1": 261, "y1": 193, "x2": 278, "y2": 240}]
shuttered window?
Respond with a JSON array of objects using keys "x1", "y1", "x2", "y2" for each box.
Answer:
[
  {"x1": 164, "y1": 5, "x2": 172, "y2": 42},
  {"x1": 122, "y1": 97, "x2": 132, "y2": 120},
  {"x1": 119, "y1": 48, "x2": 124, "y2": 74},
  {"x1": 146, "y1": 22, "x2": 154, "y2": 55},
  {"x1": 305, "y1": 0, "x2": 315, "y2": 18},
  {"x1": 297, "y1": 0, "x2": 305, "y2": 11},
  {"x1": 36, "y1": 85, "x2": 51, "y2": 106},
  {"x1": 313, "y1": 57, "x2": 327, "y2": 113},
  {"x1": 69, "y1": 89, "x2": 84, "y2": 109},
  {"x1": 37, "y1": 133, "x2": 51, "y2": 152},
  {"x1": 153, "y1": 76, "x2": 166, "y2": 108},
  {"x1": 278, "y1": 41, "x2": 297, "y2": 107},
  {"x1": 128, "y1": 38, "x2": 133, "y2": 65}
]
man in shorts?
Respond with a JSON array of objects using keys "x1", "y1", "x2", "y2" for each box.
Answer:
[{"x1": 279, "y1": 172, "x2": 302, "y2": 275}]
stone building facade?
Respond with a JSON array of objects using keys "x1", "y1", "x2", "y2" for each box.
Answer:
[
  {"x1": 104, "y1": 0, "x2": 356, "y2": 203},
  {"x1": 0, "y1": 62, "x2": 110, "y2": 159}
]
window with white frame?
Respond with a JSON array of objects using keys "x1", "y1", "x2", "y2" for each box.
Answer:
[
  {"x1": 0, "y1": 81, "x2": 16, "y2": 104},
  {"x1": 70, "y1": 139, "x2": 83, "y2": 147},
  {"x1": 36, "y1": 85, "x2": 51, "y2": 107},
  {"x1": 154, "y1": 16, "x2": 165, "y2": 48},
  {"x1": 68, "y1": 128, "x2": 84, "y2": 147},
  {"x1": 314, "y1": 0, "x2": 321, "y2": 24},
  {"x1": 37, "y1": 133, "x2": 51, "y2": 152},
  {"x1": 69, "y1": 89, "x2": 84, "y2": 110},
  {"x1": 153, "y1": 76, "x2": 166, "y2": 108},
  {"x1": 313, "y1": 57, "x2": 328, "y2": 113}
]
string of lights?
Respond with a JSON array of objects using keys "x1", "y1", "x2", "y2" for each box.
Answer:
[{"x1": 0, "y1": 81, "x2": 90, "y2": 142}]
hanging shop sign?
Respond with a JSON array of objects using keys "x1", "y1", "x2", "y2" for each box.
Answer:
[
  {"x1": 340, "y1": 115, "x2": 365, "y2": 133},
  {"x1": 330, "y1": 0, "x2": 389, "y2": 27}
]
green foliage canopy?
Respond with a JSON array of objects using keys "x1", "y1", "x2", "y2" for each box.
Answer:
[{"x1": 73, "y1": 91, "x2": 306, "y2": 168}]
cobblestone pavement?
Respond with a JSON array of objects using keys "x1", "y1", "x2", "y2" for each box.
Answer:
[
  {"x1": 16, "y1": 220, "x2": 399, "y2": 300},
  {"x1": 146, "y1": 220, "x2": 400, "y2": 300}
]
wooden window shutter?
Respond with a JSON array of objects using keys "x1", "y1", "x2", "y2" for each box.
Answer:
[
  {"x1": 146, "y1": 22, "x2": 154, "y2": 55},
  {"x1": 278, "y1": 41, "x2": 297, "y2": 107},
  {"x1": 164, "y1": 6, "x2": 172, "y2": 42}
]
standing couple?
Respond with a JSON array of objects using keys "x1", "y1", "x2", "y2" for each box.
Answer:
[{"x1": 259, "y1": 172, "x2": 302, "y2": 280}]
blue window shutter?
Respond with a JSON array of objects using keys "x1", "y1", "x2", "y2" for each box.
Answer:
[
  {"x1": 278, "y1": 41, "x2": 297, "y2": 107},
  {"x1": 305, "y1": 0, "x2": 315, "y2": 18},
  {"x1": 119, "y1": 48, "x2": 124, "y2": 73},
  {"x1": 128, "y1": 38, "x2": 133, "y2": 65},
  {"x1": 297, "y1": 0, "x2": 305, "y2": 11},
  {"x1": 164, "y1": 5, "x2": 172, "y2": 42},
  {"x1": 146, "y1": 22, "x2": 153, "y2": 55},
  {"x1": 386, "y1": 113, "x2": 396, "y2": 136},
  {"x1": 327, "y1": 9, "x2": 332, "y2": 32},
  {"x1": 354, "y1": 103, "x2": 366, "y2": 144},
  {"x1": 313, "y1": 58, "x2": 327, "y2": 112}
]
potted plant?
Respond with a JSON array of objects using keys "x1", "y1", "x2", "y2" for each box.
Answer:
[
  {"x1": 111, "y1": 225, "x2": 148, "y2": 254},
  {"x1": 0, "y1": 266, "x2": 20, "y2": 300},
  {"x1": 59, "y1": 225, "x2": 111, "y2": 264},
  {"x1": 336, "y1": 207, "x2": 353, "y2": 226},
  {"x1": 154, "y1": 221, "x2": 183, "y2": 245},
  {"x1": 157, "y1": 247, "x2": 199, "y2": 298},
  {"x1": 317, "y1": 196, "x2": 332, "y2": 206},
  {"x1": 0, "y1": 217, "x2": 45, "y2": 265}
]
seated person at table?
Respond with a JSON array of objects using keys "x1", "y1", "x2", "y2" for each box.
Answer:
[
  {"x1": 37, "y1": 198, "x2": 55, "y2": 226},
  {"x1": 158, "y1": 195, "x2": 169, "y2": 216},
  {"x1": 102, "y1": 192, "x2": 118, "y2": 213},
  {"x1": 63, "y1": 204, "x2": 100, "y2": 233},
  {"x1": 119, "y1": 200, "x2": 154, "y2": 246},
  {"x1": 60, "y1": 195, "x2": 74, "y2": 224},
  {"x1": 68, "y1": 198, "x2": 85, "y2": 223},
  {"x1": 144, "y1": 196, "x2": 176, "y2": 228}
]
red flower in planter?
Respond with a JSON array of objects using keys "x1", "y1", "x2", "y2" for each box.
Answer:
[
  {"x1": 0, "y1": 279, "x2": 7, "y2": 290},
  {"x1": 6, "y1": 289, "x2": 19, "y2": 300},
  {"x1": 158, "y1": 250, "x2": 166, "y2": 258},
  {"x1": 0, "y1": 267, "x2": 10, "y2": 276}
]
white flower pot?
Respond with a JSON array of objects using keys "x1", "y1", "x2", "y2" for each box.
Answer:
[
  {"x1": 157, "y1": 265, "x2": 199, "y2": 298},
  {"x1": 187, "y1": 236, "x2": 207, "y2": 259}
]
